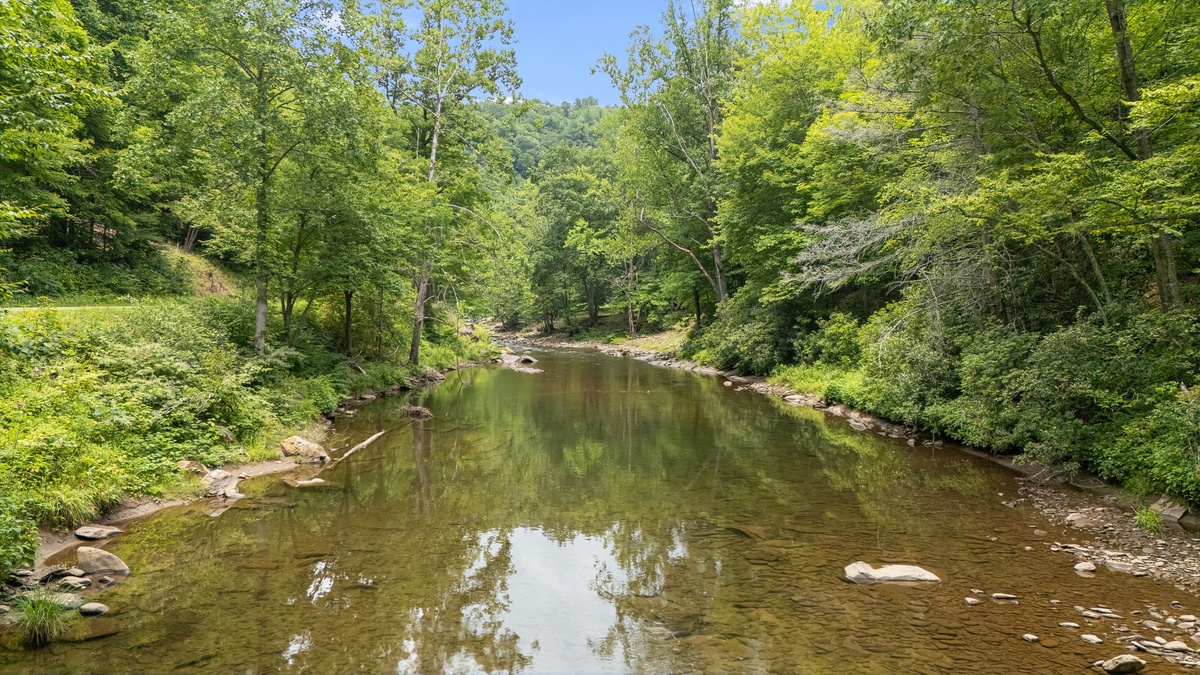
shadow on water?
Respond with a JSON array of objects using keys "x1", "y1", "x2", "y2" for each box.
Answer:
[{"x1": 2, "y1": 349, "x2": 1195, "y2": 673}]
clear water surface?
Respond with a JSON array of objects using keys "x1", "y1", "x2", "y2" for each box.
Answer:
[{"x1": 3, "y1": 348, "x2": 1194, "y2": 674}]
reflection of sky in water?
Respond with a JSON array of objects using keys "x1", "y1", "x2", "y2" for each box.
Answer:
[
  {"x1": 306, "y1": 561, "x2": 334, "y2": 604},
  {"x1": 394, "y1": 528, "x2": 630, "y2": 675},
  {"x1": 282, "y1": 630, "x2": 311, "y2": 666},
  {"x1": 503, "y1": 529, "x2": 626, "y2": 673}
]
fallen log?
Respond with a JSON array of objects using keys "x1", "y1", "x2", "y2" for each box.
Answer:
[{"x1": 330, "y1": 431, "x2": 387, "y2": 465}]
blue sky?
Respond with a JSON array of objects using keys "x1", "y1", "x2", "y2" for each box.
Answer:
[{"x1": 506, "y1": 0, "x2": 670, "y2": 105}]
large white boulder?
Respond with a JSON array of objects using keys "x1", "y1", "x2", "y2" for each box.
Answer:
[{"x1": 844, "y1": 561, "x2": 941, "y2": 584}]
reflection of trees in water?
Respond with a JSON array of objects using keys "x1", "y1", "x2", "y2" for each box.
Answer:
[{"x1": 26, "y1": 356, "x2": 1010, "y2": 675}]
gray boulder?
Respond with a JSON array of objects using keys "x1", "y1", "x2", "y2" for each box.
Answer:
[
  {"x1": 79, "y1": 603, "x2": 109, "y2": 617},
  {"x1": 844, "y1": 561, "x2": 941, "y2": 584},
  {"x1": 24, "y1": 592, "x2": 85, "y2": 610},
  {"x1": 74, "y1": 525, "x2": 123, "y2": 541},
  {"x1": 280, "y1": 437, "x2": 329, "y2": 465},
  {"x1": 76, "y1": 546, "x2": 129, "y2": 575},
  {"x1": 201, "y1": 469, "x2": 244, "y2": 499},
  {"x1": 58, "y1": 576, "x2": 91, "y2": 590},
  {"x1": 1152, "y1": 496, "x2": 1188, "y2": 522}
]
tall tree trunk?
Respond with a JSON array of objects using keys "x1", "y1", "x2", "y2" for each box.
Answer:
[
  {"x1": 343, "y1": 289, "x2": 354, "y2": 356},
  {"x1": 693, "y1": 286, "x2": 702, "y2": 328},
  {"x1": 1105, "y1": 0, "x2": 1180, "y2": 308},
  {"x1": 980, "y1": 221, "x2": 1006, "y2": 321},
  {"x1": 409, "y1": 275, "x2": 430, "y2": 365},
  {"x1": 626, "y1": 262, "x2": 637, "y2": 337},
  {"x1": 586, "y1": 282, "x2": 599, "y2": 327},
  {"x1": 375, "y1": 287, "x2": 385, "y2": 359},
  {"x1": 253, "y1": 175, "x2": 268, "y2": 353},
  {"x1": 712, "y1": 242, "x2": 729, "y2": 303}
]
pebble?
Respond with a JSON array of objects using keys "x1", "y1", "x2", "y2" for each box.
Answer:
[
  {"x1": 1082, "y1": 634, "x2": 1104, "y2": 644},
  {"x1": 1075, "y1": 561, "x2": 1097, "y2": 573},
  {"x1": 993, "y1": 593, "x2": 1017, "y2": 600},
  {"x1": 1060, "y1": 622, "x2": 1081, "y2": 629},
  {"x1": 1162, "y1": 640, "x2": 1192, "y2": 652},
  {"x1": 1022, "y1": 634, "x2": 1039, "y2": 643},
  {"x1": 965, "y1": 598, "x2": 982, "y2": 606}
]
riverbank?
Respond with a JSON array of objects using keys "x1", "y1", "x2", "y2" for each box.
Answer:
[
  {"x1": 504, "y1": 332, "x2": 1200, "y2": 596},
  {"x1": 0, "y1": 300, "x2": 499, "y2": 579},
  {"x1": 22, "y1": 359, "x2": 479, "y2": 575}
]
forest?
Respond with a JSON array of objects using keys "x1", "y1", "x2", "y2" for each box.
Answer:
[{"x1": 1, "y1": 0, "x2": 1199, "y2": 577}]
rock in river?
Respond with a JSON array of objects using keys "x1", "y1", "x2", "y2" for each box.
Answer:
[
  {"x1": 1100, "y1": 654, "x2": 1146, "y2": 674},
  {"x1": 201, "y1": 469, "x2": 244, "y2": 499},
  {"x1": 79, "y1": 603, "x2": 109, "y2": 617},
  {"x1": 843, "y1": 562, "x2": 941, "y2": 584},
  {"x1": 280, "y1": 436, "x2": 330, "y2": 464},
  {"x1": 74, "y1": 525, "x2": 123, "y2": 541},
  {"x1": 1075, "y1": 561, "x2": 1097, "y2": 573},
  {"x1": 76, "y1": 546, "x2": 129, "y2": 575}
]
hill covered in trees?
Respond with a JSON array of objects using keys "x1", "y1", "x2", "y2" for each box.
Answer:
[{"x1": 2, "y1": 0, "x2": 1200, "y2": 575}]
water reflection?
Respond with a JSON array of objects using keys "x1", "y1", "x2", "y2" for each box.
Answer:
[{"x1": 2, "y1": 349, "x2": 1196, "y2": 674}]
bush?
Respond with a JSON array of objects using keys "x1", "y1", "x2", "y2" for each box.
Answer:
[
  {"x1": 0, "y1": 500, "x2": 39, "y2": 574},
  {"x1": 686, "y1": 289, "x2": 795, "y2": 374},
  {"x1": 797, "y1": 312, "x2": 862, "y2": 367}
]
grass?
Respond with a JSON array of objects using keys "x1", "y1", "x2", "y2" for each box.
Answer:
[
  {"x1": 1135, "y1": 506, "x2": 1164, "y2": 535},
  {"x1": 11, "y1": 592, "x2": 79, "y2": 648}
]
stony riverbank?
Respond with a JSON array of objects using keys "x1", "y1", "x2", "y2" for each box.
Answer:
[
  {"x1": 502, "y1": 333, "x2": 1200, "y2": 605},
  {"x1": 19, "y1": 363, "x2": 458, "y2": 577}
]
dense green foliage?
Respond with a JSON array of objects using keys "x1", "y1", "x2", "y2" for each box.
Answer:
[
  {"x1": 491, "y1": 0, "x2": 1200, "y2": 507},
  {"x1": 3, "y1": 0, "x2": 1200, "y2": 575}
]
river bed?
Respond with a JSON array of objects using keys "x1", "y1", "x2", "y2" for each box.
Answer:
[{"x1": 3, "y1": 348, "x2": 1196, "y2": 673}]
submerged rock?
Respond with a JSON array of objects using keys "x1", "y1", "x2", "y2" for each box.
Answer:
[
  {"x1": 1075, "y1": 561, "x2": 1097, "y2": 573},
  {"x1": 843, "y1": 562, "x2": 941, "y2": 584},
  {"x1": 58, "y1": 576, "x2": 91, "y2": 590},
  {"x1": 1082, "y1": 634, "x2": 1103, "y2": 644},
  {"x1": 76, "y1": 546, "x2": 129, "y2": 575},
  {"x1": 74, "y1": 525, "x2": 123, "y2": 541},
  {"x1": 726, "y1": 525, "x2": 766, "y2": 539},
  {"x1": 280, "y1": 437, "x2": 330, "y2": 465},
  {"x1": 1100, "y1": 654, "x2": 1146, "y2": 674},
  {"x1": 402, "y1": 405, "x2": 434, "y2": 420}
]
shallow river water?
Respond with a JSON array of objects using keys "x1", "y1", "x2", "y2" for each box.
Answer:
[{"x1": 3, "y1": 348, "x2": 1197, "y2": 674}]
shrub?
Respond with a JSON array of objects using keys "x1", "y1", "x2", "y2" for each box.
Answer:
[
  {"x1": 0, "y1": 499, "x2": 39, "y2": 574},
  {"x1": 797, "y1": 312, "x2": 862, "y2": 367},
  {"x1": 686, "y1": 289, "x2": 795, "y2": 374}
]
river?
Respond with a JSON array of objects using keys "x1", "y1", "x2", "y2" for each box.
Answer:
[{"x1": 2, "y1": 347, "x2": 1195, "y2": 673}]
